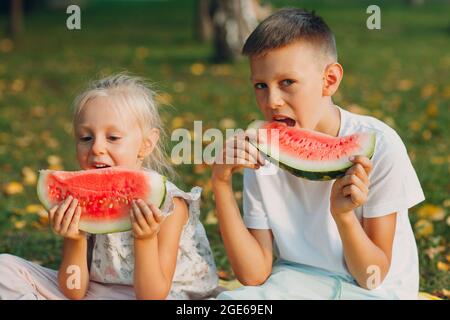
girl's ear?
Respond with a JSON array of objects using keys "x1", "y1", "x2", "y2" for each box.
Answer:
[
  {"x1": 322, "y1": 62, "x2": 343, "y2": 97},
  {"x1": 139, "y1": 128, "x2": 160, "y2": 159}
]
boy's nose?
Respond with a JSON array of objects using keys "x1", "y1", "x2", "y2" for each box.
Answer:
[{"x1": 266, "y1": 90, "x2": 284, "y2": 110}]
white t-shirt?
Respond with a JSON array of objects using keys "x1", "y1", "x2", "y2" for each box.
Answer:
[{"x1": 243, "y1": 106, "x2": 425, "y2": 299}]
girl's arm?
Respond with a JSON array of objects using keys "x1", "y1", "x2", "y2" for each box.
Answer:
[
  {"x1": 212, "y1": 179, "x2": 274, "y2": 286},
  {"x1": 132, "y1": 197, "x2": 188, "y2": 300},
  {"x1": 57, "y1": 237, "x2": 90, "y2": 300},
  {"x1": 49, "y1": 196, "x2": 89, "y2": 300}
]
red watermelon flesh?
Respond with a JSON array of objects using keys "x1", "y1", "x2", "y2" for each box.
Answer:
[
  {"x1": 247, "y1": 120, "x2": 376, "y2": 180},
  {"x1": 37, "y1": 167, "x2": 167, "y2": 234}
]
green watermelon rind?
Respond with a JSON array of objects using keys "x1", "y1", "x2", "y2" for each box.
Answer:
[
  {"x1": 247, "y1": 120, "x2": 376, "y2": 181},
  {"x1": 36, "y1": 169, "x2": 167, "y2": 235},
  {"x1": 37, "y1": 170, "x2": 52, "y2": 210}
]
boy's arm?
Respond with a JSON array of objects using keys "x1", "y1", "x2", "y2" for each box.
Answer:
[
  {"x1": 212, "y1": 178, "x2": 273, "y2": 286},
  {"x1": 333, "y1": 211, "x2": 396, "y2": 290},
  {"x1": 330, "y1": 155, "x2": 396, "y2": 289}
]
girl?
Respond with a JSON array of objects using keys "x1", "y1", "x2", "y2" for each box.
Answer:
[{"x1": 0, "y1": 73, "x2": 219, "y2": 300}]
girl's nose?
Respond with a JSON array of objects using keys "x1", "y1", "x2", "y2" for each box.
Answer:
[{"x1": 91, "y1": 138, "x2": 106, "y2": 155}]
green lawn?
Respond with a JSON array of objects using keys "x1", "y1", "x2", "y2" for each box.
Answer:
[{"x1": 0, "y1": 0, "x2": 448, "y2": 298}]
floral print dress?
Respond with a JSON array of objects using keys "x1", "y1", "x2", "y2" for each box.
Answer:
[{"x1": 87, "y1": 181, "x2": 220, "y2": 300}]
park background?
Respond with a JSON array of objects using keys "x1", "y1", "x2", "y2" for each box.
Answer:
[{"x1": 0, "y1": 0, "x2": 448, "y2": 298}]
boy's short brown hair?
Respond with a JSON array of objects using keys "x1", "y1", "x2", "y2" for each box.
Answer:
[{"x1": 242, "y1": 8, "x2": 337, "y2": 61}]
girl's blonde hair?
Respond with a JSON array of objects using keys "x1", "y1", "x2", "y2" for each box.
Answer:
[{"x1": 72, "y1": 73, "x2": 174, "y2": 179}]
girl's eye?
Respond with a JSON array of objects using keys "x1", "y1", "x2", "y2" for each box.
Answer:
[
  {"x1": 108, "y1": 136, "x2": 121, "y2": 141},
  {"x1": 79, "y1": 136, "x2": 92, "y2": 142},
  {"x1": 254, "y1": 83, "x2": 267, "y2": 90},
  {"x1": 281, "y1": 79, "x2": 294, "y2": 86}
]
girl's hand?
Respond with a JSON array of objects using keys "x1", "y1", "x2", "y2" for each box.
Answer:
[
  {"x1": 330, "y1": 156, "x2": 373, "y2": 219},
  {"x1": 49, "y1": 195, "x2": 86, "y2": 241},
  {"x1": 212, "y1": 130, "x2": 265, "y2": 184},
  {"x1": 130, "y1": 199, "x2": 165, "y2": 241}
]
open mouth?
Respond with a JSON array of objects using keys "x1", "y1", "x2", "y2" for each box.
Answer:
[
  {"x1": 272, "y1": 115, "x2": 296, "y2": 127},
  {"x1": 91, "y1": 163, "x2": 111, "y2": 169}
]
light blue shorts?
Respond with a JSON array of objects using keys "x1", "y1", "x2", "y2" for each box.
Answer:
[{"x1": 217, "y1": 260, "x2": 396, "y2": 300}]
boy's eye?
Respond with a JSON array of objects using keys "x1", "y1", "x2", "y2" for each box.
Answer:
[
  {"x1": 254, "y1": 83, "x2": 267, "y2": 90},
  {"x1": 281, "y1": 79, "x2": 294, "y2": 86}
]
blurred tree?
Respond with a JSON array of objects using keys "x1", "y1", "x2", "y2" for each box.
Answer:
[
  {"x1": 8, "y1": 0, "x2": 24, "y2": 41},
  {"x1": 210, "y1": 0, "x2": 271, "y2": 62},
  {"x1": 195, "y1": 0, "x2": 213, "y2": 42}
]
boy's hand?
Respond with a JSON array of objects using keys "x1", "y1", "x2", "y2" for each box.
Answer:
[
  {"x1": 330, "y1": 156, "x2": 372, "y2": 219},
  {"x1": 49, "y1": 195, "x2": 86, "y2": 241},
  {"x1": 212, "y1": 130, "x2": 265, "y2": 184},
  {"x1": 130, "y1": 199, "x2": 165, "y2": 241}
]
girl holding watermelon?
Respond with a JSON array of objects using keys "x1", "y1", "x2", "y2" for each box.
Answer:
[
  {"x1": 212, "y1": 9, "x2": 425, "y2": 300},
  {"x1": 0, "y1": 74, "x2": 220, "y2": 300}
]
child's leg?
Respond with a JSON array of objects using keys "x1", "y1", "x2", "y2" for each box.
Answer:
[
  {"x1": 0, "y1": 254, "x2": 137, "y2": 300},
  {"x1": 217, "y1": 261, "x2": 395, "y2": 300},
  {"x1": 217, "y1": 263, "x2": 336, "y2": 300},
  {"x1": 0, "y1": 254, "x2": 67, "y2": 300}
]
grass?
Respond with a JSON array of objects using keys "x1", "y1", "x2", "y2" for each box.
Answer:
[{"x1": 0, "y1": 0, "x2": 448, "y2": 298}]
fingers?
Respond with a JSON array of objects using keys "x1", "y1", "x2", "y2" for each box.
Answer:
[
  {"x1": 350, "y1": 155, "x2": 372, "y2": 176},
  {"x1": 342, "y1": 184, "x2": 368, "y2": 206},
  {"x1": 130, "y1": 203, "x2": 144, "y2": 235},
  {"x1": 345, "y1": 163, "x2": 369, "y2": 185},
  {"x1": 339, "y1": 173, "x2": 369, "y2": 195},
  {"x1": 225, "y1": 134, "x2": 265, "y2": 166},
  {"x1": 131, "y1": 200, "x2": 162, "y2": 238},
  {"x1": 67, "y1": 206, "x2": 82, "y2": 234},
  {"x1": 53, "y1": 196, "x2": 74, "y2": 233},
  {"x1": 149, "y1": 203, "x2": 165, "y2": 223},
  {"x1": 60, "y1": 198, "x2": 79, "y2": 234},
  {"x1": 135, "y1": 199, "x2": 156, "y2": 227}
]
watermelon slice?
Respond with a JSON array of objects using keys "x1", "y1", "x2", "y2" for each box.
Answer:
[
  {"x1": 247, "y1": 120, "x2": 376, "y2": 181},
  {"x1": 37, "y1": 167, "x2": 167, "y2": 234}
]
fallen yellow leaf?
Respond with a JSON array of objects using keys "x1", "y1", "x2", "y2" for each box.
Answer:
[
  {"x1": 25, "y1": 204, "x2": 47, "y2": 218},
  {"x1": 171, "y1": 116, "x2": 184, "y2": 129},
  {"x1": 3, "y1": 181, "x2": 24, "y2": 195},
  {"x1": 436, "y1": 261, "x2": 449, "y2": 272},
  {"x1": 14, "y1": 220, "x2": 26, "y2": 230},
  {"x1": 417, "y1": 204, "x2": 446, "y2": 221},
  {"x1": 219, "y1": 117, "x2": 237, "y2": 130},
  {"x1": 414, "y1": 219, "x2": 434, "y2": 238},
  {"x1": 22, "y1": 166, "x2": 37, "y2": 186},
  {"x1": 190, "y1": 63, "x2": 205, "y2": 76},
  {"x1": 205, "y1": 210, "x2": 218, "y2": 225},
  {"x1": 47, "y1": 155, "x2": 62, "y2": 166}
]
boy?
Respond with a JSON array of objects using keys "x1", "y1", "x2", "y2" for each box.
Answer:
[{"x1": 212, "y1": 8, "x2": 424, "y2": 299}]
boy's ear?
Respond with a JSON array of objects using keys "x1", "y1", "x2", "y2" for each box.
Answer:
[
  {"x1": 139, "y1": 128, "x2": 160, "y2": 159},
  {"x1": 322, "y1": 62, "x2": 343, "y2": 97}
]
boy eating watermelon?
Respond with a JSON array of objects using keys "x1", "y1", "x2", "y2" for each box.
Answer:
[{"x1": 212, "y1": 8, "x2": 424, "y2": 299}]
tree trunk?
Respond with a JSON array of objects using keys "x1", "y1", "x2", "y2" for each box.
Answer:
[
  {"x1": 195, "y1": 0, "x2": 213, "y2": 42},
  {"x1": 8, "y1": 0, "x2": 23, "y2": 41},
  {"x1": 211, "y1": 0, "x2": 261, "y2": 62}
]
